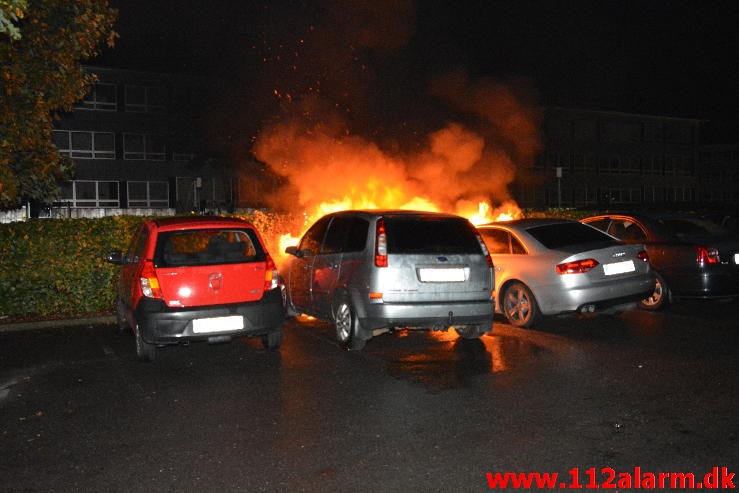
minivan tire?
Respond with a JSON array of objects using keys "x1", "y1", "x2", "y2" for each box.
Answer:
[
  {"x1": 455, "y1": 325, "x2": 485, "y2": 339},
  {"x1": 334, "y1": 298, "x2": 366, "y2": 351}
]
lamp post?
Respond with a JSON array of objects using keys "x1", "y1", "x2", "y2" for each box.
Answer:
[{"x1": 556, "y1": 166, "x2": 562, "y2": 208}]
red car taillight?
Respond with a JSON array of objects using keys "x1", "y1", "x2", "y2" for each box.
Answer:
[
  {"x1": 375, "y1": 218, "x2": 388, "y2": 267},
  {"x1": 696, "y1": 246, "x2": 720, "y2": 265},
  {"x1": 637, "y1": 250, "x2": 649, "y2": 262},
  {"x1": 139, "y1": 260, "x2": 163, "y2": 299},
  {"x1": 264, "y1": 253, "x2": 279, "y2": 291},
  {"x1": 556, "y1": 258, "x2": 599, "y2": 274}
]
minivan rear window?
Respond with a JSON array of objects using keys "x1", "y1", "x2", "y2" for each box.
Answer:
[
  {"x1": 154, "y1": 229, "x2": 265, "y2": 267},
  {"x1": 385, "y1": 216, "x2": 482, "y2": 254}
]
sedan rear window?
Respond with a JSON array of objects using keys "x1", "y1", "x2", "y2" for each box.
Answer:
[
  {"x1": 527, "y1": 223, "x2": 617, "y2": 249},
  {"x1": 154, "y1": 229, "x2": 265, "y2": 267},
  {"x1": 385, "y1": 216, "x2": 481, "y2": 254}
]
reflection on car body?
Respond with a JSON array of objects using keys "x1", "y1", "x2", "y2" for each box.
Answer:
[
  {"x1": 477, "y1": 218, "x2": 654, "y2": 328},
  {"x1": 582, "y1": 212, "x2": 739, "y2": 309}
]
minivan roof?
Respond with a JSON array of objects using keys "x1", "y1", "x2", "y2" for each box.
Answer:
[{"x1": 325, "y1": 209, "x2": 466, "y2": 219}]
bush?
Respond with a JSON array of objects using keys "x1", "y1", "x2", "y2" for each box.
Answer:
[{"x1": 0, "y1": 216, "x2": 144, "y2": 321}]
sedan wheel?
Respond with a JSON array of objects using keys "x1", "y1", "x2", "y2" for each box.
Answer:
[
  {"x1": 639, "y1": 272, "x2": 668, "y2": 311},
  {"x1": 502, "y1": 282, "x2": 541, "y2": 328},
  {"x1": 334, "y1": 298, "x2": 366, "y2": 350}
]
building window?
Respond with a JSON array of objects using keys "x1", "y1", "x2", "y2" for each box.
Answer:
[
  {"x1": 52, "y1": 130, "x2": 115, "y2": 159},
  {"x1": 127, "y1": 181, "x2": 169, "y2": 207},
  {"x1": 125, "y1": 84, "x2": 167, "y2": 113},
  {"x1": 75, "y1": 82, "x2": 117, "y2": 111},
  {"x1": 642, "y1": 155, "x2": 663, "y2": 175},
  {"x1": 60, "y1": 180, "x2": 120, "y2": 207},
  {"x1": 172, "y1": 153, "x2": 194, "y2": 162},
  {"x1": 124, "y1": 133, "x2": 166, "y2": 160}
]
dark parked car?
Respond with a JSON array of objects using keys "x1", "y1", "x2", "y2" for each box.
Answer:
[
  {"x1": 582, "y1": 213, "x2": 739, "y2": 309},
  {"x1": 283, "y1": 210, "x2": 495, "y2": 349},
  {"x1": 107, "y1": 216, "x2": 286, "y2": 361},
  {"x1": 477, "y1": 218, "x2": 654, "y2": 328}
]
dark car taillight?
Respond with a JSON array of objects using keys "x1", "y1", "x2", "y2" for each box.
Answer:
[
  {"x1": 696, "y1": 246, "x2": 720, "y2": 265},
  {"x1": 556, "y1": 258, "x2": 599, "y2": 274},
  {"x1": 375, "y1": 218, "x2": 388, "y2": 267},
  {"x1": 139, "y1": 260, "x2": 163, "y2": 299},
  {"x1": 264, "y1": 253, "x2": 279, "y2": 291}
]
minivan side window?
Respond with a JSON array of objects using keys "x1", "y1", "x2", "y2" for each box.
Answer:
[
  {"x1": 322, "y1": 216, "x2": 369, "y2": 254},
  {"x1": 299, "y1": 216, "x2": 331, "y2": 255}
]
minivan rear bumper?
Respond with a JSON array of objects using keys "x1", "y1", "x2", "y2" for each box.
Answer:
[
  {"x1": 359, "y1": 300, "x2": 494, "y2": 332},
  {"x1": 134, "y1": 288, "x2": 285, "y2": 344}
]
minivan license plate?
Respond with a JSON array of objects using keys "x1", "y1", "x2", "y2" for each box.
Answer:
[
  {"x1": 193, "y1": 315, "x2": 244, "y2": 333},
  {"x1": 418, "y1": 268, "x2": 466, "y2": 282}
]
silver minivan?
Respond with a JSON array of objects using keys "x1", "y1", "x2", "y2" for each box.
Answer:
[{"x1": 283, "y1": 210, "x2": 495, "y2": 349}]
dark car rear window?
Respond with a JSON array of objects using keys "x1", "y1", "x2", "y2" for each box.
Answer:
[
  {"x1": 527, "y1": 222, "x2": 617, "y2": 249},
  {"x1": 154, "y1": 228, "x2": 265, "y2": 267},
  {"x1": 385, "y1": 216, "x2": 482, "y2": 254}
]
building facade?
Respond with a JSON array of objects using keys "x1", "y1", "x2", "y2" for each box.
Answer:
[
  {"x1": 51, "y1": 66, "x2": 232, "y2": 214},
  {"x1": 513, "y1": 107, "x2": 712, "y2": 209}
]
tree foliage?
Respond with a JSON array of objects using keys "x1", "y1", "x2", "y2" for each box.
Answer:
[{"x1": 0, "y1": 0, "x2": 117, "y2": 208}]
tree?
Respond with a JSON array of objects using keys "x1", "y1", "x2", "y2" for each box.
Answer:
[{"x1": 0, "y1": 0, "x2": 116, "y2": 208}]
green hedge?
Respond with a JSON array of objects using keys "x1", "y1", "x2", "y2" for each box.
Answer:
[{"x1": 0, "y1": 216, "x2": 144, "y2": 321}]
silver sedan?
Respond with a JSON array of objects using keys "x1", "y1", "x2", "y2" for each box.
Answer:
[{"x1": 477, "y1": 218, "x2": 655, "y2": 328}]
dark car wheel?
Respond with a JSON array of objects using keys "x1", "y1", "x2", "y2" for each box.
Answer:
[
  {"x1": 334, "y1": 298, "x2": 366, "y2": 351},
  {"x1": 455, "y1": 325, "x2": 485, "y2": 339},
  {"x1": 502, "y1": 281, "x2": 541, "y2": 328},
  {"x1": 639, "y1": 272, "x2": 669, "y2": 311},
  {"x1": 261, "y1": 326, "x2": 283, "y2": 350},
  {"x1": 134, "y1": 324, "x2": 156, "y2": 362}
]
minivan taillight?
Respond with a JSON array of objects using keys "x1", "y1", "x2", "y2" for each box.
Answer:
[
  {"x1": 264, "y1": 253, "x2": 279, "y2": 291},
  {"x1": 375, "y1": 218, "x2": 388, "y2": 267},
  {"x1": 696, "y1": 246, "x2": 720, "y2": 265},
  {"x1": 475, "y1": 231, "x2": 494, "y2": 268},
  {"x1": 140, "y1": 260, "x2": 163, "y2": 298},
  {"x1": 556, "y1": 258, "x2": 599, "y2": 274}
]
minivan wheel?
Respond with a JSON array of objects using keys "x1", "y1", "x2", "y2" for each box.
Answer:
[
  {"x1": 455, "y1": 325, "x2": 484, "y2": 339},
  {"x1": 639, "y1": 272, "x2": 668, "y2": 311},
  {"x1": 134, "y1": 324, "x2": 156, "y2": 362},
  {"x1": 502, "y1": 281, "x2": 541, "y2": 328},
  {"x1": 261, "y1": 326, "x2": 283, "y2": 350},
  {"x1": 334, "y1": 299, "x2": 366, "y2": 351}
]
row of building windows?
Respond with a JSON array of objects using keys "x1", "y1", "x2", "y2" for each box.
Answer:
[
  {"x1": 75, "y1": 82, "x2": 167, "y2": 113},
  {"x1": 52, "y1": 130, "x2": 194, "y2": 162},
  {"x1": 517, "y1": 186, "x2": 701, "y2": 207},
  {"x1": 58, "y1": 180, "x2": 170, "y2": 208},
  {"x1": 545, "y1": 116, "x2": 696, "y2": 144},
  {"x1": 538, "y1": 152, "x2": 696, "y2": 176}
]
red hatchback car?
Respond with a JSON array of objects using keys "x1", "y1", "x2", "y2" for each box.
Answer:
[{"x1": 107, "y1": 216, "x2": 285, "y2": 361}]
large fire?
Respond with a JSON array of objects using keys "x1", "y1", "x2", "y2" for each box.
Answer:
[{"x1": 277, "y1": 197, "x2": 522, "y2": 255}]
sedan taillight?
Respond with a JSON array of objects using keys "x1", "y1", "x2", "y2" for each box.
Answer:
[
  {"x1": 637, "y1": 250, "x2": 649, "y2": 262},
  {"x1": 556, "y1": 258, "x2": 599, "y2": 274},
  {"x1": 696, "y1": 246, "x2": 720, "y2": 265}
]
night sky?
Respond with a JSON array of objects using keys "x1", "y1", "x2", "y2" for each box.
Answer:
[{"x1": 101, "y1": 0, "x2": 739, "y2": 143}]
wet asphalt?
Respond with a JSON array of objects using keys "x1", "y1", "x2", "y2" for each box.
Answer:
[{"x1": 1, "y1": 301, "x2": 738, "y2": 491}]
